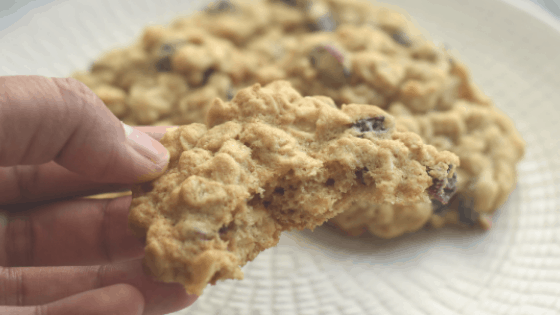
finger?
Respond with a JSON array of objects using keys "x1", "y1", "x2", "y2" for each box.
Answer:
[
  {"x1": 0, "y1": 162, "x2": 128, "y2": 205},
  {"x1": 0, "y1": 75, "x2": 168, "y2": 185},
  {"x1": 0, "y1": 196, "x2": 144, "y2": 267},
  {"x1": 2, "y1": 284, "x2": 145, "y2": 315},
  {"x1": 0, "y1": 126, "x2": 176, "y2": 205},
  {"x1": 0, "y1": 260, "x2": 197, "y2": 315}
]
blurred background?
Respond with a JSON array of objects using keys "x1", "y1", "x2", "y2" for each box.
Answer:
[
  {"x1": 1, "y1": 0, "x2": 560, "y2": 32},
  {"x1": 533, "y1": 0, "x2": 560, "y2": 15}
]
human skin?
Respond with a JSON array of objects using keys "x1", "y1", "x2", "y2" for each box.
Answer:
[{"x1": 0, "y1": 75, "x2": 196, "y2": 315}]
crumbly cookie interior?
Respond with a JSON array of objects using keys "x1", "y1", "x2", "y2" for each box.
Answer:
[{"x1": 128, "y1": 81, "x2": 459, "y2": 295}]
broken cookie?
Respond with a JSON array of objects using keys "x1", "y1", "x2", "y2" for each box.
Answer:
[{"x1": 128, "y1": 81, "x2": 459, "y2": 295}]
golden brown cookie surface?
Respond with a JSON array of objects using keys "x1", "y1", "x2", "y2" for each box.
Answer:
[
  {"x1": 75, "y1": 0, "x2": 524, "y2": 237},
  {"x1": 128, "y1": 81, "x2": 459, "y2": 295}
]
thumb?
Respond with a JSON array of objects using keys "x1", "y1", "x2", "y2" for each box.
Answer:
[
  {"x1": 0, "y1": 75, "x2": 169, "y2": 184},
  {"x1": 120, "y1": 122, "x2": 171, "y2": 182}
]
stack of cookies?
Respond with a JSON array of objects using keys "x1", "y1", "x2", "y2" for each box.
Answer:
[{"x1": 74, "y1": 0, "x2": 525, "y2": 295}]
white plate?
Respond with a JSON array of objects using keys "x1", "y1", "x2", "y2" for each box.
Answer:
[{"x1": 2, "y1": 0, "x2": 560, "y2": 314}]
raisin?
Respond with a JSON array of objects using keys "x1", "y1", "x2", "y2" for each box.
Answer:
[
  {"x1": 392, "y1": 31, "x2": 412, "y2": 47},
  {"x1": 310, "y1": 45, "x2": 345, "y2": 67},
  {"x1": 443, "y1": 172, "x2": 457, "y2": 194},
  {"x1": 432, "y1": 199, "x2": 447, "y2": 215},
  {"x1": 155, "y1": 55, "x2": 172, "y2": 72},
  {"x1": 427, "y1": 171, "x2": 458, "y2": 204},
  {"x1": 274, "y1": 187, "x2": 285, "y2": 195},
  {"x1": 309, "y1": 44, "x2": 350, "y2": 87},
  {"x1": 160, "y1": 43, "x2": 175, "y2": 55},
  {"x1": 218, "y1": 221, "x2": 237, "y2": 238},
  {"x1": 155, "y1": 43, "x2": 178, "y2": 72},
  {"x1": 325, "y1": 178, "x2": 335, "y2": 186},
  {"x1": 226, "y1": 88, "x2": 235, "y2": 101},
  {"x1": 309, "y1": 55, "x2": 316, "y2": 66},
  {"x1": 457, "y1": 195, "x2": 478, "y2": 226},
  {"x1": 343, "y1": 67, "x2": 351, "y2": 78},
  {"x1": 355, "y1": 167, "x2": 368, "y2": 185},
  {"x1": 310, "y1": 14, "x2": 336, "y2": 32},
  {"x1": 279, "y1": 0, "x2": 298, "y2": 6},
  {"x1": 217, "y1": 223, "x2": 234, "y2": 241},
  {"x1": 352, "y1": 116, "x2": 386, "y2": 134},
  {"x1": 205, "y1": 0, "x2": 235, "y2": 14},
  {"x1": 218, "y1": 225, "x2": 229, "y2": 235},
  {"x1": 201, "y1": 68, "x2": 215, "y2": 85}
]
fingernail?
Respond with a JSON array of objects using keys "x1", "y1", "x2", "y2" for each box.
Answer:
[{"x1": 122, "y1": 122, "x2": 169, "y2": 173}]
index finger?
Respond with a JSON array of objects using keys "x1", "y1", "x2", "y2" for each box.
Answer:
[
  {"x1": 0, "y1": 196, "x2": 143, "y2": 267},
  {"x1": 0, "y1": 126, "x2": 177, "y2": 205}
]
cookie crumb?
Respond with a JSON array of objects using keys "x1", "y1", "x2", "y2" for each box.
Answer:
[{"x1": 479, "y1": 214, "x2": 492, "y2": 230}]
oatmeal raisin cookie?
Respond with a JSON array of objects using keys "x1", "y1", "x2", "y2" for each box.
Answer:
[{"x1": 128, "y1": 81, "x2": 459, "y2": 294}]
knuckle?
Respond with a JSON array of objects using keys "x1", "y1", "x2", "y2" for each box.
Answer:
[
  {"x1": 13, "y1": 166, "x2": 41, "y2": 202},
  {"x1": 58, "y1": 77, "x2": 101, "y2": 109},
  {"x1": 100, "y1": 199, "x2": 114, "y2": 264},
  {"x1": 5, "y1": 211, "x2": 33, "y2": 267},
  {"x1": 51, "y1": 77, "x2": 96, "y2": 119},
  {"x1": 95, "y1": 264, "x2": 108, "y2": 289}
]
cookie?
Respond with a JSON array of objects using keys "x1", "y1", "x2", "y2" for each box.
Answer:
[
  {"x1": 128, "y1": 81, "x2": 459, "y2": 295},
  {"x1": 328, "y1": 201, "x2": 433, "y2": 239},
  {"x1": 71, "y1": 0, "x2": 422, "y2": 126},
  {"x1": 74, "y1": 0, "x2": 524, "y2": 236},
  {"x1": 255, "y1": 0, "x2": 525, "y2": 235}
]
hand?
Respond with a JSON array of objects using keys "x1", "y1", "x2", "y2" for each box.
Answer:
[{"x1": 0, "y1": 76, "x2": 197, "y2": 315}]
